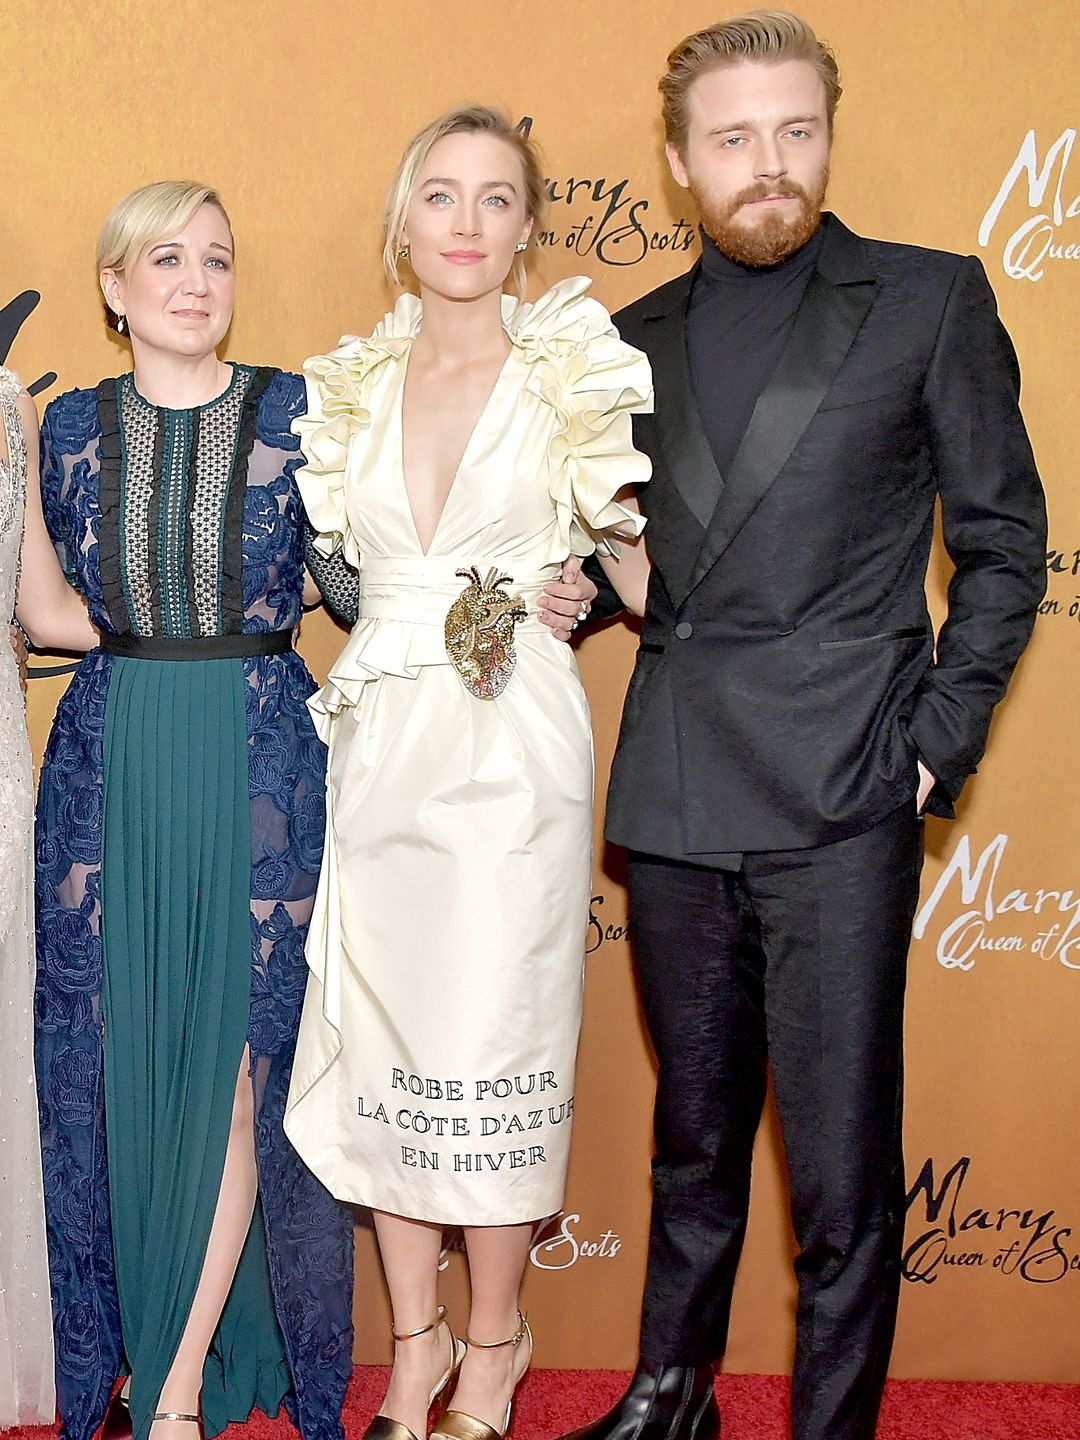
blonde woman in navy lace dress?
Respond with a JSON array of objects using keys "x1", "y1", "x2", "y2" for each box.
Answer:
[{"x1": 33, "y1": 183, "x2": 355, "y2": 1440}]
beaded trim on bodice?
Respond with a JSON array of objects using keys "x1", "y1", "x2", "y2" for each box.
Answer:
[
  {"x1": 0, "y1": 364, "x2": 31, "y2": 946},
  {"x1": 0, "y1": 367, "x2": 26, "y2": 546}
]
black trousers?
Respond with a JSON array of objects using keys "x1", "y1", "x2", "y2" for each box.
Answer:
[{"x1": 629, "y1": 804, "x2": 924, "y2": 1440}]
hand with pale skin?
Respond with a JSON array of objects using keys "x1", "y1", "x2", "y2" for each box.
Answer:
[
  {"x1": 9, "y1": 623, "x2": 27, "y2": 693},
  {"x1": 537, "y1": 557, "x2": 599, "y2": 641}
]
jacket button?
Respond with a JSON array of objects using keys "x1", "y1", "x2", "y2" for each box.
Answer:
[{"x1": 674, "y1": 621, "x2": 694, "y2": 639}]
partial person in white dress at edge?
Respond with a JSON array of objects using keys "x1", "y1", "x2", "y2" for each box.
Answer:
[
  {"x1": 0, "y1": 366, "x2": 97, "y2": 1428},
  {"x1": 284, "y1": 107, "x2": 652, "y2": 1440}
]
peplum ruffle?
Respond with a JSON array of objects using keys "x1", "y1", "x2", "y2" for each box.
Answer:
[{"x1": 307, "y1": 612, "x2": 443, "y2": 740}]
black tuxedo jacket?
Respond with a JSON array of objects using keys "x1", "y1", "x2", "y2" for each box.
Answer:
[{"x1": 598, "y1": 214, "x2": 1047, "y2": 861}]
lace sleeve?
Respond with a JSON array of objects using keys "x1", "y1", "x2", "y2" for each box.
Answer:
[
  {"x1": 304, "y1": 519, "x2": 359, "y2": 626},
  {"x1": 39, "y1": 402, "x2": 74, "y2": 581}
]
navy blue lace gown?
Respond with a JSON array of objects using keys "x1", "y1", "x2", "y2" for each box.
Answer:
[{"x1": 34, "y1": 365, "x2": 354, "y2": 1440}]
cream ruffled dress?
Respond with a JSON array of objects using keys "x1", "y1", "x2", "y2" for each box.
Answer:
[{"x1": 284, "y1": 277, "x2": 652, "y2": 1225}]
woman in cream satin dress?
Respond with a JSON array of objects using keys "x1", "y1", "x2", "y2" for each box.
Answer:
[{"x1": 285, "y1": 107, "x2": 651, "y2": 1440}]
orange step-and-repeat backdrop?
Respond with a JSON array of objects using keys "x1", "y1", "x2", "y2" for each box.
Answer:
[{"x1": 7, "y1": 0, "x2": 1078, "y2": 1385}]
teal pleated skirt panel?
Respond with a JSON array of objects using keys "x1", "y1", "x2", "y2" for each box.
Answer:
[{"x1": 100, "y1": 656, "x2": 290, "y2": 1440}]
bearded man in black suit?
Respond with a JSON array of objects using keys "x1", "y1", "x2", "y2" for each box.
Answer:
[{"x1": 562, "y1": 12, "x2": 1047, "y2": 1440}]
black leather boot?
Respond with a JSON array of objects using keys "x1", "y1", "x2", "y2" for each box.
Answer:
[{"x1": 557, "y1": 1363, "x2": 720, "y2": 1440}]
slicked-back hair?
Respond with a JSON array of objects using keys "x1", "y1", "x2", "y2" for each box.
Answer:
[{"x1": 660, "y1": 10, "x2": 842, "y2": 152}]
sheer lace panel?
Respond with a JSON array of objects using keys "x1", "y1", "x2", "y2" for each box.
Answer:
[
  {"x1": 117, "y1": 379, "x2": 160, "y2": 635},
  {"x1": 118, "y1": 370, "x2": 252, "y2": 637},
  {"x1": 243, "y1": 433, "x2": 306, "y2": 635},
  {"x1": 303, "y1": 520, "x2": 359, "y2": 626},
  {"x1": 189, "y1": 378, "x2": 249, "y2": 634}
]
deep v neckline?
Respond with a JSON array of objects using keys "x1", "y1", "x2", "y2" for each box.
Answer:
[{"x1": 398, "y1": 344, "x2": 515, "y2": 557}]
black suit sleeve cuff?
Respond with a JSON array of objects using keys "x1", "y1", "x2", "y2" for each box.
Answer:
[
  {"x1": 909, "y1": 726, "x2": 963, "y2": 820},
  {"x1": 922, "y1": 779, "x2": 957, "y2": 821},
  {"x1": 580, "y1": 552, "x2": 625, "y2": 626}
]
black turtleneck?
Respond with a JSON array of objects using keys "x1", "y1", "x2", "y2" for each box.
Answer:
[{"x1": 686, "y1": 221, "x2": 825, "y2": 485}]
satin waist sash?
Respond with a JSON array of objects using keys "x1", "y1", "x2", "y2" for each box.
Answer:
[{"x1": 357, "y1": 555, "x2": 552, "y2": 633}]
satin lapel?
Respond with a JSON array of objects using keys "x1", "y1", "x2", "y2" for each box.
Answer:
[
  {"x1": 646, "y1": 289, "x2": 724, "y2": 536},
  {"x1": 683, "y1": 267, "x2": 877, "y2": 597}
]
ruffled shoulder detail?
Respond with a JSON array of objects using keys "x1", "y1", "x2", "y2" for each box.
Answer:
[
  {"x1": 292, "y1": 295, "x2": 421, "y2": 567},
  {"x1": 94, "y1": 378, "x2": 126, "y2": 631},
  {"x1": 505, "y1": 275, "x2": 598, "y2": 346},
  {"x1": 510, "y1": 277, "x2": 653, "y2": 556}
]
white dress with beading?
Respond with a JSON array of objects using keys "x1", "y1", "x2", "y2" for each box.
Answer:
[
  {"x1": 283, "y1": 278, "x2": 652, "y2": 1224},
  {"x1": 0, "y1": 367, "x2": 56, "y2": 1427}
]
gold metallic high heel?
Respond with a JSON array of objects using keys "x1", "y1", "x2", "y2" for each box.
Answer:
[
  {"x1": 363, "y1": 1305, "x2": 465, "y2": 1440},
  {"x1": 431, "y1": 1310, "x2": 532, "y2": 1440}
]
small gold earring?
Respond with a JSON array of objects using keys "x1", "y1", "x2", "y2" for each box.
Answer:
[
  {"x1": 398, "y1": 244, "x2": 410, "y2": 260},
  {"x1": 116, "y1": 313, "x2": 126, "y2": 335}
]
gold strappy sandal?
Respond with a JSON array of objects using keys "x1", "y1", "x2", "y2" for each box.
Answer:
[
  {"x1": 363, "y1": 1304, "x2": 466, "y2": 1440},
  {"x1": 431, "y1": 1310, "x2": 532, "y2": 1440}
]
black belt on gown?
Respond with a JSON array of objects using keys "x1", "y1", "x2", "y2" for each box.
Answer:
[{"x1": 99, "y1": 630, "x2": 295, "y2": 661}]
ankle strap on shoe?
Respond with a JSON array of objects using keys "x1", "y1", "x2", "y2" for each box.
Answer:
[
  {"x1": 150, "y1": 1415, "x2": 199, "y2": 1424},
  {"x1": 464, "y1": 1309, "x2": 528, "y2": 1349},
  {"x1": 392, "y1": 1302, "x2": 448, "y2": 1342}
]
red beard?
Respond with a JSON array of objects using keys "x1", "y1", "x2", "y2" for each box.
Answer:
[{"x1": 695, "y1": 168, "x2": 829, "y2": 267}]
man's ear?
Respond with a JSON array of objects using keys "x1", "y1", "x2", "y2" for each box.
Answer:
[{"x1": 665, "y1": 141, "x2": 690, "y2": 190}]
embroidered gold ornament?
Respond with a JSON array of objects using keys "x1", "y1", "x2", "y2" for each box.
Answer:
[{"x1": 445, "y1": 567, "x2": 527, "y2": 699}]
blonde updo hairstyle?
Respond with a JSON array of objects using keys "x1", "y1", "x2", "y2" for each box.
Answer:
[
  {"x1": 383, "y1": 105, "x2": 547, "y2": 302},
  {"x1": 96, "y1": 180, "x2": 232, "y2": 331}
]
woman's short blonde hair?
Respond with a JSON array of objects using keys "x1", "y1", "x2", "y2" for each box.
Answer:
[
  {"x1": 96, "y1": 180, "x2": 232, "y2": 330},
  {"x1": 661, "y1": 10, "x2": 842, "y2": 153},
  {"x1": 383, "y1": 105, "x2": 547, "y2": 301}
]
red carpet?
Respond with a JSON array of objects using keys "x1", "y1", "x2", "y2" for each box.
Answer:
[{"x1": 8, "y1": 1369, "x2": 1080, "y2": 1440}]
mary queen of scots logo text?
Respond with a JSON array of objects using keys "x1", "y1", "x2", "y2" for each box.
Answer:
[
  {"x1": 980, "y1": 128, "x2": 1080, "y2": 281},
  {"x1": 914, "y1": 833, "x2": 1080, "y2": 971}
]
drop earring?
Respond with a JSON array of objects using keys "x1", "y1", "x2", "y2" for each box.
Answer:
[{"x1": 116, "y1": 313, "x2": 126, "y2": 335}]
